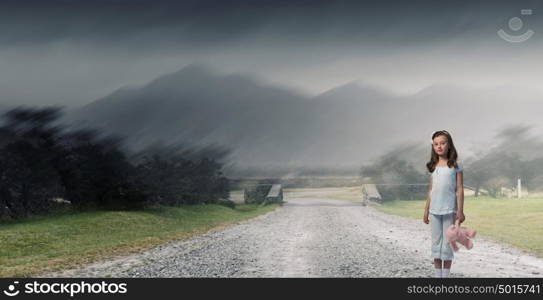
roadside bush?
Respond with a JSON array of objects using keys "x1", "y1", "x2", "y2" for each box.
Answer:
[
  {"x1": 134, "y1": 154, "x2": 229, "y2": 206},
  {"x1": 0, "y1": 107, "x2": 230, "y2": 221}
]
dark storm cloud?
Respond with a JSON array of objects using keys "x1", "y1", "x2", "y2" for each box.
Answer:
[
  {"x1": 2, "y1": 0, "x2": 543, "y2": 107},
  {"x1": 1, "y1": 0, "x2": 541, "y2": 53}
]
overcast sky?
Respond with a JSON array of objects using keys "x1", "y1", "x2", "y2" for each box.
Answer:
[{"x1": 1, "y1": 0, "x2": 543, "y2": 107}]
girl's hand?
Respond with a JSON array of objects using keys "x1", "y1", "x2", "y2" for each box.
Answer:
[
  {"x1": 423, "y1": 209, "x2": 429, "y2": 224},
  {"x1": 456, "y1": 210, "x2": 465, "y2": 224}
]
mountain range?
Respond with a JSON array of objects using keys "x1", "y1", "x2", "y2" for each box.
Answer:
[{"x1": 64, "y1": 64, "x2": 543, "y2": 177}]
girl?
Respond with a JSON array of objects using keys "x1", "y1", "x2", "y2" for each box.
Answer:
[{"x1": 423, "y1": 130, "x2": 465, "y2": 278}]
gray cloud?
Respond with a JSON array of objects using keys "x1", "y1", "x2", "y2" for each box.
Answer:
[
  {"x1": 1, "y1": 0, "x2": 543, "y2": 106},
  {"x1": 2, "y1": 0, "x2": 541, "y2": 50}
]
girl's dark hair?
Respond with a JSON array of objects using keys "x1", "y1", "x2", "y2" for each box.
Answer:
[{"x1": 426, "y1": 130, "x2": 459, "y2": 173}]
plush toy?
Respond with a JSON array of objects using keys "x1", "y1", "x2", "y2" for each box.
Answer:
[{"x1": 446, "y1": 219, "x2": 477, "y2": 252}]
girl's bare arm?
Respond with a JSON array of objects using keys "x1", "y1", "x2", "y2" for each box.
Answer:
[
  {"x1": 425, "y1": 175, "x2": 432, "y2": 210},
  {"x1": 456, "y1": 171, "x2": 465, "y2": 222},
  {"x1": 423, "y1": 175, "x2": 432, "y2": 223}
]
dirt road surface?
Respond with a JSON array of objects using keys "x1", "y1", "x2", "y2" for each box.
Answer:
[{"x1": 45, "y1": 188, "x2": 543, "y2": 278}]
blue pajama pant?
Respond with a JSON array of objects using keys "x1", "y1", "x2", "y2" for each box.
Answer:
[{"x1": 430, "y1": 212, "x2": 455, "y2": 260}]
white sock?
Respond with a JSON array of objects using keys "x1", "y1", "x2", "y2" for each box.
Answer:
[
  {"x1": 442, "y1": 268, "x2": 450, "y2": 278},
  {"x1": 434, "y1": 269, "x2": 442, "y2": 278}
]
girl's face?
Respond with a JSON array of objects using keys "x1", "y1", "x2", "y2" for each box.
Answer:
[{"x1": 432, "y1": 135, "x2": 449, "y2": 157}]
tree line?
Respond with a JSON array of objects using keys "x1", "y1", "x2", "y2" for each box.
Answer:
[
  {"x1": 360, "y1": 148, "x2": 543, "y2": 201},
  {"x1": 0, "y1": 107, "x2": 229, "y2": 221}
]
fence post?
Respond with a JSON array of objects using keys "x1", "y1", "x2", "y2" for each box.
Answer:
[{"x1": 517, "y1": 177, "x2": 522, "y2": 199}]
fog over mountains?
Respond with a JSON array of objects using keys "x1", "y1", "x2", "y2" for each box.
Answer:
[{"x1": 65, "y1": 64, "x2": 543, "y2": 177}]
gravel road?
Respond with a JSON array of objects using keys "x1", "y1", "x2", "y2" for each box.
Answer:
[{"x1": 45, "y1": 188, "x2": 543, "y2": 278}]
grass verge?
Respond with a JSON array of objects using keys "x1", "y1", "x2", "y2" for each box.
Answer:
[
  {"x1": 0, "y1": 203, "x2": 280, "y2": 277},
  {"x1": 372, "y1": 195, "x2": 543, "y2": 258}
]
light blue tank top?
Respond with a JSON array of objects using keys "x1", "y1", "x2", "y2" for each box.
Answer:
[{"x1": 429, "y1": 161, "x2": 463, "y2": 215}]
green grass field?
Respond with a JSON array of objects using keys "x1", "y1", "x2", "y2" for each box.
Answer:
[
  {"x1": 373, "y1": 195, "x2": 543, "y2": 258},
  {"x1": 0, "y1": 203, "x2": 279, "y2": 277}
]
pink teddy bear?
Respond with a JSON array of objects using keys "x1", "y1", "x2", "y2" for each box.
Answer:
[{"x1": 446, "y1": 219, "x2": 477, "y2": 252}]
